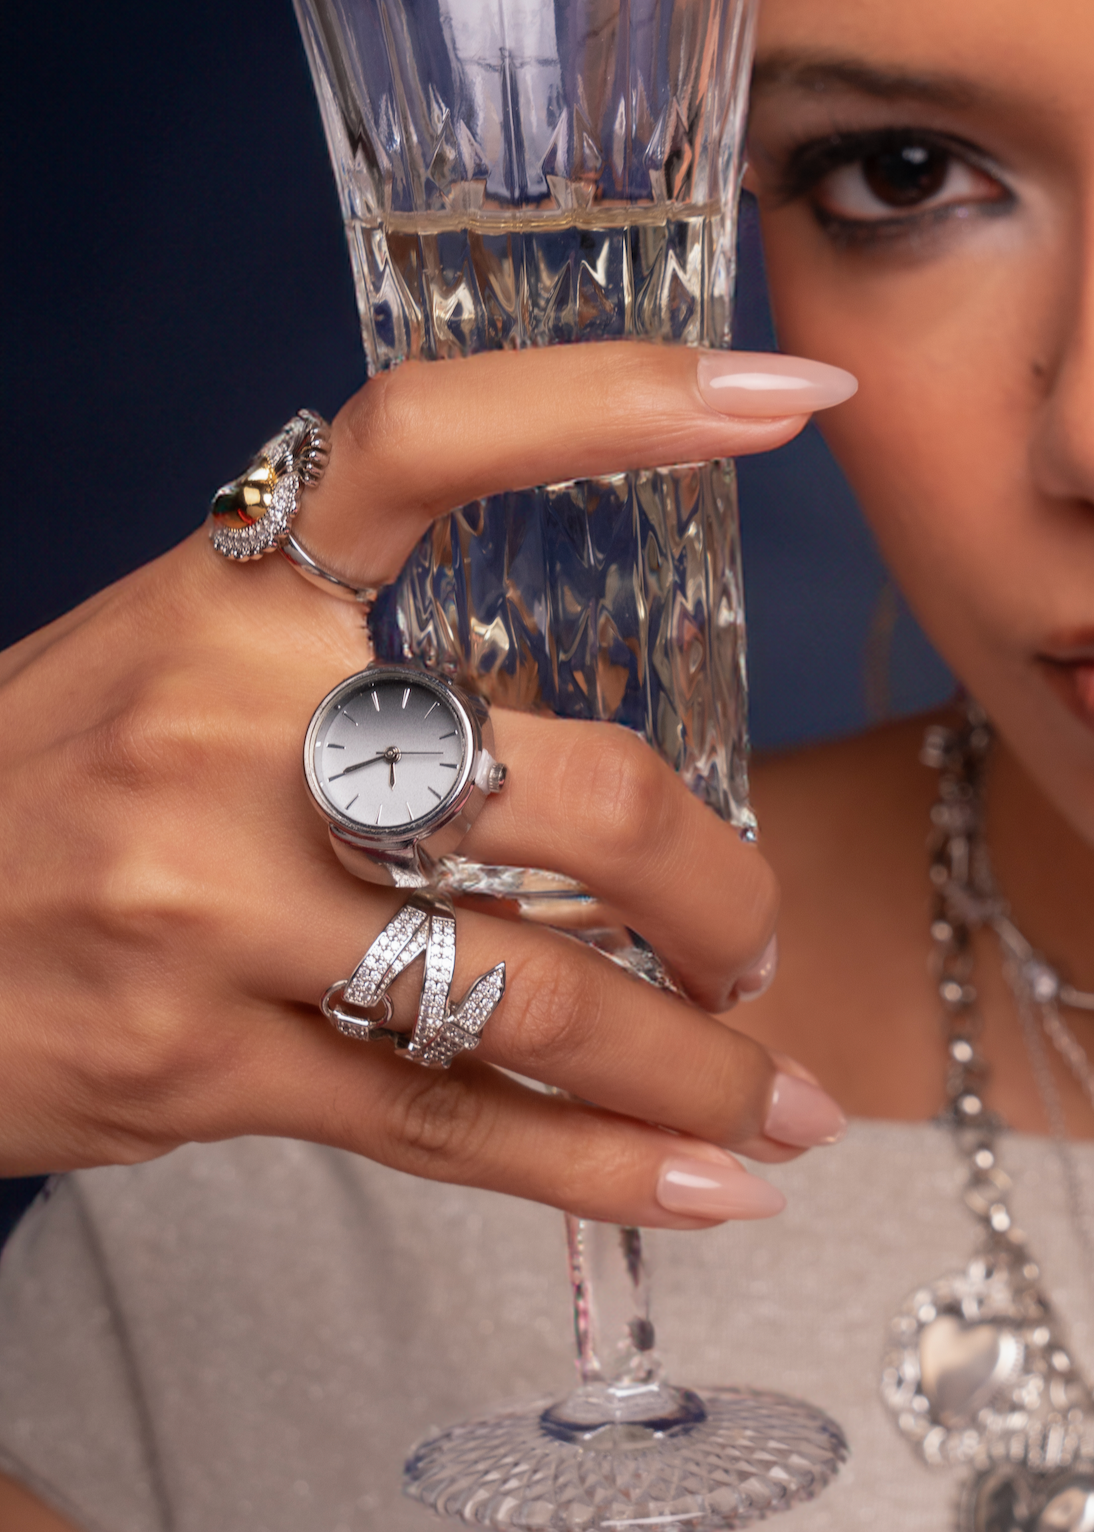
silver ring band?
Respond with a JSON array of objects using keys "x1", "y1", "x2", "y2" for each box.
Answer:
[
  {"x1": 281, "y1": 533, "x2": 380, "y2": 610},
  {"x1": 324, "y1": 898, "x2": 505, "y2": 1068},
  {"x1": 321, "y1": 982, "x2": 395, "y2": 1041},
  {"x1": 210, "y1": 411, "x2": 381, "y2": 609}
]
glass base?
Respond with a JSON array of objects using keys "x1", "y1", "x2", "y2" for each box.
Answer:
[
  {"x1": 403, "y1": 1383, "x2": 848, "y2": 1529},
  {"x1": 540, "y1": 1380, "x2": 710, "y2": 1445}
]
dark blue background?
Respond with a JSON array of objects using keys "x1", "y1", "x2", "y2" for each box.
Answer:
[{"x1": 2, "y1": 0, "x2": 953, "y2": 1243}]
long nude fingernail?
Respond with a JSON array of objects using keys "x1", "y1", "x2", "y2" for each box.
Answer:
[
  {"x1": 657, "y1": 1156, "x2": 786, "y2": 1220},
  {"x1": 735, "y1": 934, "x2": 778, "y2": 1001},
  {"x1": 764, "y1": 1072, "x2": 847, "y2": 1148},
  {"x1": 697, "y1": 352, "x2": 858, "y2": 418}
]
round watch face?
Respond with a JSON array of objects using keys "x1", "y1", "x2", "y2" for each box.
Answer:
[{"x1": 305, "y1": 669, "x2": 472, "y2": 837}]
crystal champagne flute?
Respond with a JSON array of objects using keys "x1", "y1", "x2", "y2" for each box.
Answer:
[{"x1": 293, "y1": 0, "x2": 848, "y2": 1522}]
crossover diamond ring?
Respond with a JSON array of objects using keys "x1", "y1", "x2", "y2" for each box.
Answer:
[{"x1": 322, "y1": 899, "x2": 506, "y2": 1069}]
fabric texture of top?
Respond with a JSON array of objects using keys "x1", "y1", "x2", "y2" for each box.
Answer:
[{"x1": 0, "y1": 1119, "x2": 1090, "y2": 1532}]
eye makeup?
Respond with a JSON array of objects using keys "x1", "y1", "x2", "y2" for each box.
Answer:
[{"x1": 760, "y1": 126, "x2": 1015, "y2": 249}]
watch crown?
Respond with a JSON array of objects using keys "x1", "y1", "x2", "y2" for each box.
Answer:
[{"x1": 486, "y1": 761, "x2": 508, "y2": 795}]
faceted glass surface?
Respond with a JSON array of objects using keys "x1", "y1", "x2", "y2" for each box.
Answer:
[
  {"x1": 371, "y1": 461, "x2": 749, "y2": 826},
  {"x1": 291, "y1": 10, "x2": 841, "y2": 1531},
  {"x1": 404, "y1": 1387, "x2": 848, "y2": 1530},
  {"x1": 294, "y1": 0, "x2": 757, "y2": 832},
  {"x1": 294, "y1": 0, "x2": 753, "y2": 358}
]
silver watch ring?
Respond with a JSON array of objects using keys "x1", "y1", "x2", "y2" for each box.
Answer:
[{"x1": 304, "y1": 665, "x2": 507, "y2": 890}]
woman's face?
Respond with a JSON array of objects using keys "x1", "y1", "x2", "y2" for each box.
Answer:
[{"x1": 748, "y1": 0, "x2": 1094, "y2": 843}]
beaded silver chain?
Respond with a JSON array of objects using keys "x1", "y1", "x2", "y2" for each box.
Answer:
[
  {"x1": 880, "y1": 705, "x2": 1094, "y2": 1531},
  {"x1": 922, "y1": 707, "x2": 1094, "y2": 1275}
]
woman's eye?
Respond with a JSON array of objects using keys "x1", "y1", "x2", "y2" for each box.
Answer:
[
  {"x1": 807, "y1": 139, "x2": 1007, "y2": 226},
  {"x1": 858, "y1": 143, "x2": 951, "y2": 207}
]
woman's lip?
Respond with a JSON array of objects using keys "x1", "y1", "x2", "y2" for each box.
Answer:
[
  {"x1": 1039, "y1": 628, "x2": 1094, "y2": 663},
  {"x1": 1037, "y1": 655, "x2": 1094, "y2": 730}
]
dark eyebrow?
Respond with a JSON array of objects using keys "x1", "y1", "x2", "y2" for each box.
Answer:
[{"x1": 751, "y1": 52, "x2": 982, "y2": 111}]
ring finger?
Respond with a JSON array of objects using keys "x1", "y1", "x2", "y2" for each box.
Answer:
[{"x1": 233, "y1": 874, "x2": 844, "y2": 1168}]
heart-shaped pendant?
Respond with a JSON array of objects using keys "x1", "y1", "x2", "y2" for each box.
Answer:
[
  {"x1": 881, "y1": 1252, "x2": 1094, "y2": 1470},
  {"x1": 958, "y1": 1461, "x2": 1094, "y2": 1532},
  {"x1": 918, "y1": 1315, "x2": 1023, "y2": 1425}
]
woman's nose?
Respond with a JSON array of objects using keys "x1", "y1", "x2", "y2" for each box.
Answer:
[{"x1": 1029, "y1": 222, "x2": 1094, "y2": 510}]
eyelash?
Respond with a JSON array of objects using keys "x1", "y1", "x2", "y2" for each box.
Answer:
[{"x1": 773, "y1": 129, "x2": 1014, "y2": 248}]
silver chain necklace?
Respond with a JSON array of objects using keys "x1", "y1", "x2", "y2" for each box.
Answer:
[{"x1": 879, "y1": 706, "x2": 1094, "y2": 1531}]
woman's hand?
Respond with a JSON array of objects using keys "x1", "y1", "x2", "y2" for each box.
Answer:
[{"x1": 0, "y1": 342, "x2": 853, "y2": 1225}]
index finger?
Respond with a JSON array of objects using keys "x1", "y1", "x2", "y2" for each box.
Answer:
[{"x1": 293, "y1": 343, "x2": 856, "y2": 585}]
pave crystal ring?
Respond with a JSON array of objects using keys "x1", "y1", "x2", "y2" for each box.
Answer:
[
  {"x1": 321, "y1": 899, "x2": 506, "y2": 1069},
  {"x1": 208, "y1": 409, "x2": 331, "y2": 562}
]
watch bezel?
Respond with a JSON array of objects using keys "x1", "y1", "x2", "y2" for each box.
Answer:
[{"x1": 303, "y1": 666, "x2": 478, "y2": 847}]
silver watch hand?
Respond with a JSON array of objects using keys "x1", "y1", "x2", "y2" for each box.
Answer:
[
  {"x1": 385, "y1": 751, "x2": 446, "y2": 788},
  {"x1": 329, "y1": 752, "x2": 388, "y2": 780},
  {"x1": 331, "y1": 749, "x2": 444, "y2": 782}
]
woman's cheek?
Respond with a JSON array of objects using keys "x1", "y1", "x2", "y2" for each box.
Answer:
[{"x1": 759, "y1": 214, "x2": 1041, "y2": 653}]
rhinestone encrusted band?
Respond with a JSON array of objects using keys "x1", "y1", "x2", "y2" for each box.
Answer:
[
  {"x1": 324, "y1": 899, "x2": 505, "y2": 1068},
  {"x1": 208, "y1": 410, "x2": 330, "y2": 562}
]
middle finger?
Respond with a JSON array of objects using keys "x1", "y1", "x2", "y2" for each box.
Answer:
[{"x1": 462, "y1": 711, "x2": 778, "y2": 1013}]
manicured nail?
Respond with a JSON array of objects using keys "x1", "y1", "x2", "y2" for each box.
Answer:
[
  {"x1": 764, "y1": 1072, "x2": 847, "y2": 1148},
  {"x1": 735, "y1": 934, "x2": 778, "y2": 1002},
  {"x1": 657, "y1": 1155, "x2": 786, "y2": 1220},
  {"x1": 696, "y1": 352, "x2": 858, "y2": 418}
]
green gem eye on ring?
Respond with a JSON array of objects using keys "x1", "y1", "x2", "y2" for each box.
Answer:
[
  {"x1": 208, "y1": 409, "x2": 330, "y2": 562},
  {"x1": 208, "y1": 409, "x2": 377, "y2": 606}
]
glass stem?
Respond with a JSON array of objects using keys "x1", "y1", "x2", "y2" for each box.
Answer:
[
  {"x1": 564, "y1": 1215, "x2": 660, "y2": 1388},
  {"x1": 565, "y1": 1214, "x2": 601, "y2": 1383}
]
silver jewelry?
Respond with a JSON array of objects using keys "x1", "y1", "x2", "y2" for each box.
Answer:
[
  {"x1": 210, "y1": 409, "x2": 382, "y2": 607},
  {"x1": 304, "y1": 664, "x2": 507, "y2": 888},
  {"x1": 879, "y1": 707, "x2": 1093, "y2": 1530},
  {"x1": 280, "y1": 532, "x2": 379, "y2": 609},
  {"x1": 322, "y1": 898, "x2": 505, "y2": 1068},
  {"x1": 209, "y1": 410, "x2": 330, "y2": 561}
]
